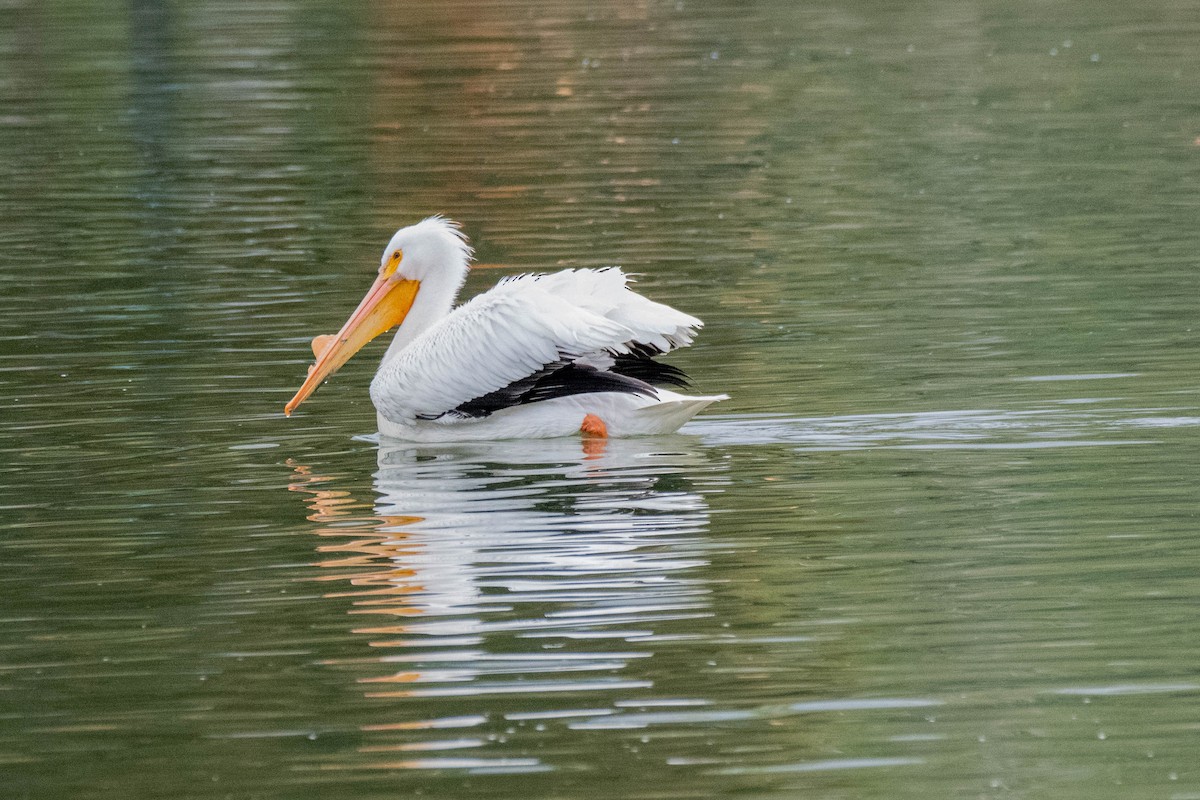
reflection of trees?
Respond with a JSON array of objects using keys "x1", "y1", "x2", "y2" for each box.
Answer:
[
  {"x1": 7, "y1": 0, "x2": 1196, "y2": 430},
  {"x1": 367, "y1": 0, "x2": 777, "y2": 273},
  {"x1": 681, "y1": 1, "x2": 1200, "y2": 413},
  {"x1": 1, "y1": 1, "x2": 383, "y2": 450}
]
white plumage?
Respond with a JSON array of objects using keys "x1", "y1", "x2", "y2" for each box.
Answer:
[{"x1": 285, "y1": 217, "x2": 727, "y2": 441}]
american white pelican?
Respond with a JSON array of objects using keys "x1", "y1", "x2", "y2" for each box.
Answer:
[{"x1": 284, "y1": 217, "x2": 727, "y2": 441}]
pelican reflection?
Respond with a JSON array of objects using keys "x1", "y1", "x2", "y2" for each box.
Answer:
[{"x1": 288, "y1": 436, "x2": 727, "y2": 748}]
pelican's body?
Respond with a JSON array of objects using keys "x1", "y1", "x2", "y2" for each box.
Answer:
[{"x1": 285, "y1": 217, "x2": 727, "y2": 441}]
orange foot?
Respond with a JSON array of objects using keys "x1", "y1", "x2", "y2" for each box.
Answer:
[
  {"x1": 580, "y1": 413, "x2": 608, "y2": 438},
  {"x1": 580, "y1": 414, "x2": 608, "y2": 459}
]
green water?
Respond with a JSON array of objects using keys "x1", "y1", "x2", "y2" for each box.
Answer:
[{"x1": 3, "y1": 1, "x2": 1200, "y2": 797}]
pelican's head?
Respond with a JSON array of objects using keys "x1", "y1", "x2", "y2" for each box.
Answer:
[
  {"x1": 284, "y1": 216, "x2": 472, "y2": 416},
  {"x1": 379, "y1": 216, "x2": 472, "y2": 283}
]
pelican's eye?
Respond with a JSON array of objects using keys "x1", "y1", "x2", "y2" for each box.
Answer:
[{"x1": 381, "y1": 248, "x2": 403, "y2": 277}]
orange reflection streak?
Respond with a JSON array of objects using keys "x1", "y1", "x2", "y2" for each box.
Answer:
[
  {"x1": 358, "y1": 672, "x2": 424, "y2": 684},
  {"x1": 285, "y1": 444, "x2": 623, "y2": 741},
  {"x1": 287, "y1": 458, "x2": 467, "y2": 738},
  {"x1": 286, "y1": 460, "x2": 428, "y2": 637}
]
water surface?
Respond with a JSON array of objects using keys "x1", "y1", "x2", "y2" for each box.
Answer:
[{"x1": 3, "y1": 1, "x2": 1200, "y2": 797}]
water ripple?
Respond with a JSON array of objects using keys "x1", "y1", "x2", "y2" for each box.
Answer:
[{"x1": 686, "y1": 405, "x2": 1200, "y2": 450}]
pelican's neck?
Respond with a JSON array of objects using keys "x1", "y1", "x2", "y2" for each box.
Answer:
[{"x1": 380, "y1": 260, "x2": 468, "y2": 367}]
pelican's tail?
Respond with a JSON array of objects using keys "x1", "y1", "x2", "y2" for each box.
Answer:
[{"x1": 627, "y1": 392, "x2": 729, "y2": 435}]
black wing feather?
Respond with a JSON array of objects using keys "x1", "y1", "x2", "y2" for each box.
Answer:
[
  {"x1": 419, "y1": 361, "x2": 659, "y2": 421},
  {"x1": 610, "y1": 353, "x2": 691, "y2": 389}
]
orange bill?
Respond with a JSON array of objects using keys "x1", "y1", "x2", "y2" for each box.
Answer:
[{"x1": 284, "y1": 276, "x2": 420, "y2": 415}]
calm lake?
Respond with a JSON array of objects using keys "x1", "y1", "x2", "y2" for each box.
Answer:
[{"x1": 3, "y1": 1, "x2": 1200, "y2": 797}]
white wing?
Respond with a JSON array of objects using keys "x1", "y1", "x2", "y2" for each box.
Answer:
[
  {"x1": 528, "y1": 268, "x2": 701, "y2": 353},
  {"x1": 370, "y1": 268, "x2": 702, "y2": 423}
]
